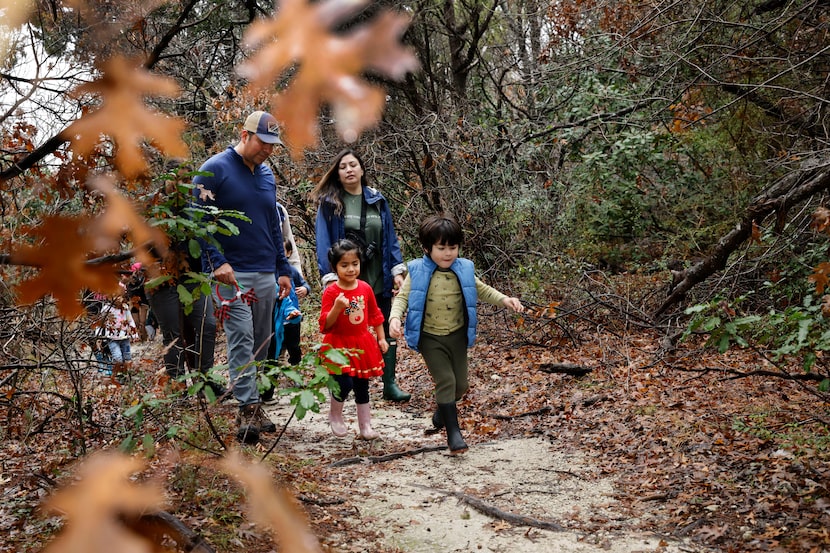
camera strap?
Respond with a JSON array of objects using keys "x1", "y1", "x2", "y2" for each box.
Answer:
[{"x1": 359, "y1": 195, "x2": 367, "y2": 234}]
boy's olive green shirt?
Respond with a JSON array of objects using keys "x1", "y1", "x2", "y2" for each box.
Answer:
[{"x1": 390, "y1": 268, "x2": 507, "y2": 336}]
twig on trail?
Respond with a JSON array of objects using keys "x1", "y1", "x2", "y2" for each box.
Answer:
[
  {"x1": 420, "y1": 485, "x2": 565, "y2": 532},
  {"x1": 195, "y1": 393, "x2": 227, "y2": 452},
  {"x1": 539, "y1": 468, "x2": 585, "y2": 479},
  {"x1": 490, "y1": 405, "x2": 553, "y2": 420},
  {"x1": 297, "y1": 494, "x2": 346, "y2": 506},
  {"x1": 328, "y1": 445, "x2": 447, "y2": 467}
]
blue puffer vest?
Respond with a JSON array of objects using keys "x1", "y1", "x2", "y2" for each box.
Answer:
[{"x1": 404, "y1": 256, "x2": 478, "y2": 352}]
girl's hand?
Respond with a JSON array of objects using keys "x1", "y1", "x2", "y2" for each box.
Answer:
[
  {"x1": 503, "y1": 297, "x2": 524, "y2": 313},
  {"x1": 389, "y1": 317, "x2": 403, "y2": 339},
  {"x1": 378, "y1": 338, "x2": 389, "y2": 354},
  {"x1": 286, "y1": 309, "x2": 301, "y2": 320},
  {"x1": 333, "y1": 292, "x2": 349, "y2": 311}
]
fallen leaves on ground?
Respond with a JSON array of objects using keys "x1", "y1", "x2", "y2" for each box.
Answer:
[{"x1": 1, "y1": 296, "x2": 829, "y2": 552}]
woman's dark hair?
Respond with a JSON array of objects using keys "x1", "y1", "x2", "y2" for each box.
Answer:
[
  {"x1": 309, "y1": 148, "x2": 368, "y2": 215},
  {"x1": 418, "y1": 214, "x2": 464, "y2": 252},
  {"x1": 327, "y1": 238, "x2": 361, "y2": 269}
]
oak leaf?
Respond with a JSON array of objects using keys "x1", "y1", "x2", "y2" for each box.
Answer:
[
  {"x1": 811, "y1": 206, "x2": 830, "y2": 233},
  {"x1": 87, "y1": 175, "x2": 168, "y2": 270},
  {"x1": 238, "y1": 0, "x2": 418, "y2": 157},
  {"x1": 808, "y1": 262, "x2": 830, "y2": 294},
  {"x1": 63, "y1": 55, "x2": 188, "y2": 178},
  {"x1": 11, "y1": 177, "x2": 166, "y2": 318},
  {"x1": 42, "y1": 453, "x2": 165, "y2": 553},
  {"x1": 221, "y1": 450, "x2": 324, "y2": 553},
  {"x1": 10, "y1": 215, "x2": 122, "y2": 318}
]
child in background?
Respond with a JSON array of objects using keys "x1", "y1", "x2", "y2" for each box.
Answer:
[
  {"x1": 97, "y1": 294, "x2": 139, "y2": 381},
  {"x1": 276, "y1": 239, "x2": 309, "y2": 365},
  {"x1": 389, "y1": 214, "x2": 524, "y2": 454},
  {"x1": 263, "y1": 240, "x2": 310, "y2": 404},
  {"x1": 319, "y1": 239, "x2": 388, "y2": 439}
]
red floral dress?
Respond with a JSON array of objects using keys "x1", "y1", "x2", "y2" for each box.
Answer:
[{"x1": 319, "y1": 280, "x2": 385, "y2": 378}]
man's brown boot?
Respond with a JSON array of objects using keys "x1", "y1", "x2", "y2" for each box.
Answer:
[
  {"x1": 236, "y1": 404, "x2": 261, "y2": 444},
  {"x1": 253, "y1": 403, "x2": 276, "y2": 433}
]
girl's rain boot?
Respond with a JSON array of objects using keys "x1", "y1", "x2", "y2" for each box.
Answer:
[
  {"x1": 328, "y1": 398, "x2": 349, "y2": 437},
  {"x1": 356, "y1": 402, "x2": 380, "y2": 440}
]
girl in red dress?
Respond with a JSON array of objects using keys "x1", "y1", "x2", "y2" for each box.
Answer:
[{"x1": 320, "y1": 239, "x2": 388, "y2": 439}]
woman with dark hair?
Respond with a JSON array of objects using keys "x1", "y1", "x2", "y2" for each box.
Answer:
[{"x1": 310, "y1": 148, "x2": 410, "y2": 401}]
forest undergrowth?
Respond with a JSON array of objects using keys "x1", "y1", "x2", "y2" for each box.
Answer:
[{"x1": 1, "y1": 272, "x2": 829, "y2": 553}]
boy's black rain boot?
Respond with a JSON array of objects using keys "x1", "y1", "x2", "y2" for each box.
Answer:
[
  {"x1": 381, "y1": 340, "x2": 411, "y2": 402},
  {"x1": 437, "y1": 402, "x2": 468, "y2": 455},
  {"x1": 432, "y1": 406, "x2": 444, "y2": 429}
]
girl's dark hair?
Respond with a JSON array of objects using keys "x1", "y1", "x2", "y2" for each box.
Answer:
[
  {"x1": 328, "y1": 238, "x2": 361, "y2": 269},
  {"x1": 418, "y1": 214, "x2": 464, "y2": 251},
  {"x1": 309, "y1": 148, "x2": 368, "y2": 215}
]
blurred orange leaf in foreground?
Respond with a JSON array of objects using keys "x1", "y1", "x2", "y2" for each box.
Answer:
[
  {"x1": 221, "y1": 450, "x2": 324, "y2": 553},
  {"x1": 239, "y1": 0, "x2": 419, "y2": 156},
  {"x1": 63, "y1": 55, "x2": 188, "y2": 178},
  {"x1": 10, "y1": 176, "x2": 166, "y2": 317},
  {"x1": 10, "y1": 215, "x2": 122, "y2": 318},
  {"x1": 41, "y1": 453, "x2": 165, "y2": 553}
]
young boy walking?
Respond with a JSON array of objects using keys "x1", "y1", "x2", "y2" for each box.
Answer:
[{"x1": 389, "y1": 214, "x2": 524, "y2": 454}]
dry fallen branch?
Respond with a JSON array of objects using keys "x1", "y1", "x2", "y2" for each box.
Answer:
[
  {"x1": 656, "y1": 164, "x2": 830, "y2": 317},
  {"x1": 328, "y1": 445, "x2": 447, "y2": 468},
  {"x1": 424, "y1": 486, "x2": 565, "y2": 532}
]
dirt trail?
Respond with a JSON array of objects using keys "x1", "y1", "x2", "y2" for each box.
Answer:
[{"x1": 263, "y1": 397, "x2": 702, "y2": 553}]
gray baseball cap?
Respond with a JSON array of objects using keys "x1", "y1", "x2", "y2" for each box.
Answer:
[{"x1": 243, "y1": 111, "x2": 283, "y2": 145}]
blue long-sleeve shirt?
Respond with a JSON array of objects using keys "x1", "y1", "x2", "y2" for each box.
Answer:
[{"x1": 193, "y1": 146, "x2": 291, "y2": 277}]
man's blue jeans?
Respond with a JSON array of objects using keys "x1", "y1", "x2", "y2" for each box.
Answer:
[{"x1": 214, "y1": 272, "x2": 276, "y2": 407}]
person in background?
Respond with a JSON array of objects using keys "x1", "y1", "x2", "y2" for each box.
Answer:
[
  {"x1": 319, "y1": 239, "x2": 387, "y2": 439},
  {"x1": 310, "y1": 148, "x2": 410, "y2": 402},
  {"x1": 144, "y1": 308, "x2": 158, "y2": 341},
  {"x1": 389, "y1": 214, "x2": 525, "y2": 454},
  {"x1": 262, "y1": 237, "x2": 309, "y2": 404},
  {"x1": 146, "y1": 167, "x2": 225, "y2": 399},
  {"x1": 125, "y1": 264, "x2": 150, "y2": 341},
  {"x1": 277, "y1": 201, "x2": 307, "y2": 286},
  {"x1": 279, "y1": 239, "x2": 309, "y2": 365},
  {"x1": 193, "y1": 110, "x2": 293, "y2": 444},
  {"x1": 97, "y1": 292, "x2": 139, "y2": 383}
]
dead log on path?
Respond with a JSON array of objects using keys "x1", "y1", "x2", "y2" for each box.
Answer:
[
  {"x1": 424, "y1": 486, "x2": 565, "y2": 531},
  {"x1": 655, "y1": 164, "x2": 830, "y2": 318}
]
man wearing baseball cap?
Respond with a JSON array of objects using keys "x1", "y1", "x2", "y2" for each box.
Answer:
[{"x1": 193, "y1": 110, "x2": 292, "y2": 444}]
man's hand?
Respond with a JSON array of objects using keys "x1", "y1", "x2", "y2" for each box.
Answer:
[
  {"x1": 214, "y1": 263, "x2": 236, "y2": 286},
  {"x1": 295, "y1": 286, "x2": 309, "y2": 299},
  {"x1": 278, "y1": 275, "x2": 292, "y2": 299}
]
